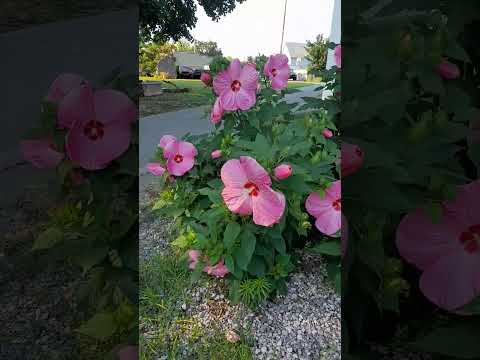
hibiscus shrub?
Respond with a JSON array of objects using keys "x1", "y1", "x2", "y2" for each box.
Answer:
[
  {"x1": 20, "y1": 71, "x2": 139, "y2": 354},
  {"x1": 149, "y1": 55, "x2": 341, "y2": 304}
]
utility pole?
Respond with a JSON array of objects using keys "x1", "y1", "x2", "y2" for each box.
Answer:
[{"x1": 280, "y1": 0, "x2": 288, "y2": 54}]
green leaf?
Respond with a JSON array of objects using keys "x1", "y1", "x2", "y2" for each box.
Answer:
[
  {"x1": 225, "y1": 254, "x2": 235, "y2": 273},
  {"x1": 76, "y1": 312, "x2": 118, "y2": 340},
  {"x1": 72, "y1": 245, "x2": 109, "y2": 274},
  {"x1": 223, "y1": 222, "x2": 241, "y2": 250},
  {"x1": 247, "y1": 256, "x2": 266, "y2": 277},
  {"x1": 57, "y1": 160, "x2": 74, "y2": 185},
  {"x1": 280, "y1": 175, "x2": 313, "y2": 194},
  {"x1": 32, "y1": 227, "x2": 63, "y2": 250},
  {"x1": 233, "y1": 229, "x2": 256, "y2": 271},
  {"x1": 271, "y1": 235, "x2": 286, "y2": 255},
  {"x1": 313, "y1": 241, "x2": 341, "y2": 256},
  {"x1": 413, "y1": 322, "x2": 480, "y2": 358}
]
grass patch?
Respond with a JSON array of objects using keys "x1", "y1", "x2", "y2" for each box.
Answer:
[
  {"x1": 139, "y1": 79, "x2": 320, "y2": 117},
  {"x1": 139, "y1": 251, "x2": 253, "y2": 359}
]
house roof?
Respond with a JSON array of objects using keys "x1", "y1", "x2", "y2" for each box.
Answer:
[
  {"x1": 174, "y1": 51, "x2": 212, "y2": 69},
  {"x1": 285, "y1": 42, "x2": 307, "y2": 58}
]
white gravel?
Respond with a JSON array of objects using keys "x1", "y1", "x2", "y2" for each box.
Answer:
[{"x1": 140, "y1": 187, "x2": 341, "y2": 359}]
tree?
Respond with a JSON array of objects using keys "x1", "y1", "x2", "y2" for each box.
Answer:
[
  {"x1": 305, "y1": 34, "x2": 329, "y2": 75},
  {"x1": 175, "y1": 39, "x2": 195, "y2": 52},
  {"x1": 139, "y1": 42, "x2": 176, "y2": 76},
  {"x1": 140, "y1": 0, "x2": 247, "y2": 43},
  {"x1": 194, "y1": 40, "x2": 223, "y2": 57}
]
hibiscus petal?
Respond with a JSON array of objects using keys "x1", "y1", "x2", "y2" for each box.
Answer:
[
  {"x1": 163, "y1": 141, "x2": 179, "y2": 159},
  {"x1": 272, "y1": 54, "x2": 289, "y2": 68},
  {"x1": 271, "y1": 76, "x2": 288, "y2": 90},
  {"x1": 177, "y1": 141, "x2": 198, "y2": 157},
  {"x1": 220, "y1": 90, "x2": 237, "y2": 111},
  {"x1": 419, "y1": 250, "x2": 480, "y2": 311},
  {"x1": 236, "y1": 88, "x2": 256, "y2": 110},
  {"x1": 396, "y1": 208, "x2": 463, "y2": 270},
  {"x1": 46, "y1": 73, "x2": 85, "y2": 103},
  {"x1": 222, "y1": 185, "x2": 253, "y2": 215},
  {"x1": 314, "y1": 209, "x2": 341, "y2": 235},
  {"x1": 208, "y1": 260, "x2": 229, "y2": 278},
  {"x1": 213, "y1": 69, "x2": 231, "y2": 96},
  {"x1": 239, "y1": 63, "x2": 259, "y2": 92},
  {"x1": 166, "y1": 155, "x2": 194, "y2": 176},
  {"x1": 57, "y1": 84, "x2": 95, "y2": 129},
  {"x1": 221, "y1": 159, "x2": 249, "y2": 188},
  {"x1": 228, "y1": 59, "x2": 242, "y2": 80},
  {"x1": 252, "y1": 186, "x2": 285, "y2": 227},
  {"x1": 305, "y1": 192, "x2": 332, "y2": 219},
  {"x1": 20, "y1": 139, "x2": 64, "y2": 169},
  {"x1": 159, "y1": 135, "x2": 177, "y2": 149},
  {"x1": 325, "y1": 180, "x2": 341, "y2": 201},
  {"x1": 240, "y1": 156, "x2": 271, "y2": 186},
  {"x1": 146, "y1": 162, "x2": 165, "y2": 176},
  {"x1": 93, "y1": 89, "x2": 137, "y2": 125}
]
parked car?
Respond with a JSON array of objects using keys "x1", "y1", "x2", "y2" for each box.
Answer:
[
  {"x1": 177, "y1": 65, "x2": 194, "y2": 79},
  {"x1": 191, "y1": 68, "x2": 202, "y2": 79},
  {"x1": 289, "y1": 68, "x2": 297, "y2": 80}
]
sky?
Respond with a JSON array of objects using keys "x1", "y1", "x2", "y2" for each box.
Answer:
[{"x1": 191, "y1": 0, "x2": 335, "y2": 60}]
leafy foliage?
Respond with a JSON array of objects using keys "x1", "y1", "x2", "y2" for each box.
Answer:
[
  {"x1": 305, "y1": 34, "x2": 329, "y2": 76},
  {"x1": 239, "y1": 278, "x2": 272, "y2": 309},
  {"x1": 139, "y1": 0, "x2": 247, "y2": 42}
]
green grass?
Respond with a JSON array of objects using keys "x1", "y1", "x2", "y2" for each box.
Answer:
[
  {"x1": 139, "y1": 252, "x2": 253, "y2": 360},
  {"x1": 139, "y1": 79, "x2": 320, "y2": 117}
]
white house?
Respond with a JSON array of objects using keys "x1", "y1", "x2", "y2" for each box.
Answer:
[{"x1": 283, "y1": 42, "x2": 310, "y2": 81}]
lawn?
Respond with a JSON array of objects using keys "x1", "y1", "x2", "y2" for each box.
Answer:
[{"x1": 139, "y1": 79, "x2": 320, "y2": 117}]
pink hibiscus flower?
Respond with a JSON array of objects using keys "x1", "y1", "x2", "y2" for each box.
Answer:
[
  {"x1": 306, "y1": 180, "x2": 341, "y2": 236},
  {"x1": 210, "y1": 97, "x2": 224, "y2": 124},
  {"x1": 20, "y1": 139, "x2": 64, "y2": 169},
  {"x1": 396, "y1": 180, "x2": 480, "y2": 311},
  {"x1": 63, "y1": 84, "x2": 137, "y2": 170},
  {"x1": 221, "y1": 156, "x2": 285, "y2": 227},
  {"x1": 46, "y1": 73, "x2": 85, "y2": 103},
  {"x1": 437, "y1": 59, "x2": 460, "y2": 80},
  {"x1": 334, "y1": 45, "x2": 342, "y2": 68},
  {"x1": 264, "y1": 54, "x2": 290, "y2": 90},
  {"x1": 213, "y1": 59, "x2": 258, "y2": 111},
  {"x1": 146, "y1": 162, "x2": 166, "y2": 176},
  {"x1": 187, "y1": 250, "x2": 229, "y2": 278},
  {"x1": 342, "y1": 143, "x2": 364, "y2": 177},
  {"x1": 163, "y1": 140, "x2": 197, "y2": 176}
]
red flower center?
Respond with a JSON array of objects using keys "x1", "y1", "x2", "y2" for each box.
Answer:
[
  {"x1": 244, "y1": 181, "x2": 259, "y2": 197},
  {"x1": 355, "y1": 148, "x2": 363, "y2": 157},
  {"x1": 173, "y1": 154, "x2": 183, "y2": 163},
  {"x1": 83, "y1": 120, "x2": 105, "y2": 141},
  {"x1": 271, "y1": 68, "x2": 278, "y2": 77},
  {"x1": 332, "y1": 199, "x2": 341, "y2": 211},
  {"x1": 231, "y1": 80, "x2": 242, "y2": 92},
  {"x1": 459, "y1": 225, "x2": 480, "y2": 253}
]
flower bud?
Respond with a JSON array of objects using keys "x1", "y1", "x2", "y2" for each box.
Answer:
[
  {"x1": 274, "y1": 164, "x2": 293, "y2": 180},
  {"x1": 322, "y1": 128, "x2": 333, "y2": 138},
  {"x1": 200, "y1": 72, "x2": 213, "y2": 86},
  {"x1": 437, "y1": 59, "x2": 460, "y2": 80},
  {"x1": 211, "y1": 149, "x2": 222, "y2": 159}
]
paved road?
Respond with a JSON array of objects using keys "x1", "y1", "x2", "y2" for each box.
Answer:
[{"x1": 139, "y1": 85, "x2": 321, "y2": 190}]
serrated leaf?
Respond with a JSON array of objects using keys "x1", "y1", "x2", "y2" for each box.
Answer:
[
  {"x1": 73, "y1": 246, "x2": 109, "y2": 274},
  {"x1": 32, "y1": 227, "x2": 63, "y2": 250},
  {"x1": 271, "y1": 235, "x2": 286, "y2": 255}
]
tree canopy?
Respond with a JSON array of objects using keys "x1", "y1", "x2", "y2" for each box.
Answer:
[
  {"x1": 140, "y1": 0, "x2": 246, "y2": 43},
  {"x1": 305, "y1": 34, "x2": 329, "y2": 75}
]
